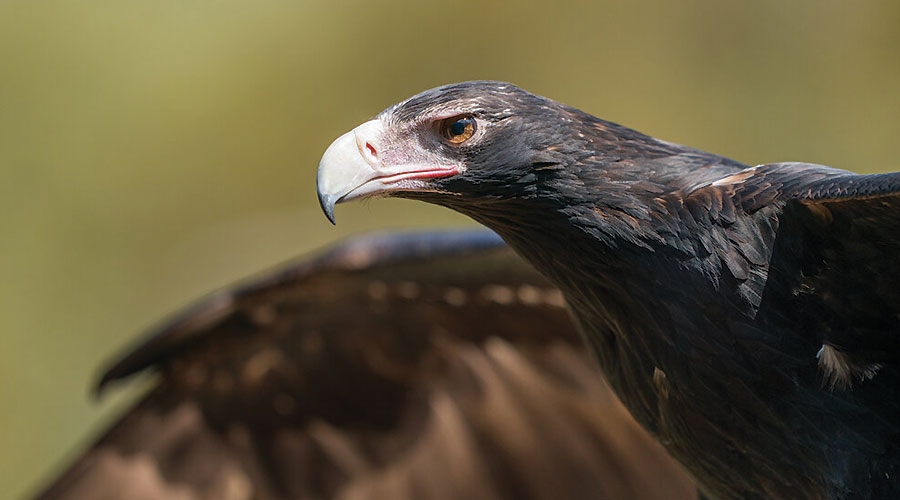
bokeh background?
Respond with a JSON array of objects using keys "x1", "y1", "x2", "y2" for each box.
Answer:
[{"x1": 2, "y1": 1, "x2": 899, "y2": 498}]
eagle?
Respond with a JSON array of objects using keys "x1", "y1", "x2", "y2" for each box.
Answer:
[
  {"x1": 35, "y1": 231, "x2": 696, "y2": 500},
  {"x1": 317, "y1": 81, "x2": 900, "y2": 500}
]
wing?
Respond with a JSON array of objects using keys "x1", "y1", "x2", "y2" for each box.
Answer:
[
  {"x1": 683, "y1": 163, "x2": 900, "y2": 387},
  {"x1": 35, "y1": 230, "x2": 697, "y2": 500},
  {"x1": 762, "y1": 165, "x2": 900, "y2": 387}
]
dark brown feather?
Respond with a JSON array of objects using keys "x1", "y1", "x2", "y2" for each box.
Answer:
[{"x1": 35, "y1": 231, "x2": 697, "y2": 500}]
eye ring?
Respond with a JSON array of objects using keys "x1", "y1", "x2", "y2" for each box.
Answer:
[{"x1": 438, "y1": 115, "x2": 477, "y2": 145}]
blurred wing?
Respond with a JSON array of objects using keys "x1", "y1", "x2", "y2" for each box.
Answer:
[{"x1": 35, "y1": 230, "x2": 697, "y2": 500}]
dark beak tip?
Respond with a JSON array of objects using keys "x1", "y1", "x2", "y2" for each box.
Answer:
[{"x1": 317, "y1": 190, "x2": 337, "y2": 225}]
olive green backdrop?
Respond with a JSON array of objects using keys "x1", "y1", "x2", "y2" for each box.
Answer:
[{"x1": 2, "y1": 1, "x2": 898, "y2": 498}]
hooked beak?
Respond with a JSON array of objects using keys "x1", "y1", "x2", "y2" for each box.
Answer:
[{"x1": 316, "y1": 119, "x2": 459, "y2": 224}]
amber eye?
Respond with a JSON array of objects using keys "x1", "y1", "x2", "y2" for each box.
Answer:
[{"x1": 439, "y1": 115, "x2": 476, "y2": 144}]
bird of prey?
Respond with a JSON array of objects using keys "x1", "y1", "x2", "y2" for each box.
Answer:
[
  {"x1": 35, "y1": 231, "x2": 696, "y2": 500},
  {"x1": 317, "y1": 81, "x2": 900, "y2": 500}
]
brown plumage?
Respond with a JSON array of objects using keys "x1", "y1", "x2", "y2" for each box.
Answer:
[
  {"x1": 317, "y1": 81, "x2": 900, "y2": 499},
  {"x1": 36, "y1": 231, "x2": 697, "y2": 500}
]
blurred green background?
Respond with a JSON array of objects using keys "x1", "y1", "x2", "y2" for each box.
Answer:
[{"x1": 1, "y1": 1, "x2": 898, "y2": 498}]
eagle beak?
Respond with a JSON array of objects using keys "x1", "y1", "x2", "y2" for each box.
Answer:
[
  {"x1": 316, "y1": 119, "x2": 460, "y2": 224},
  {"x1": 316, "y1": 120, "x2": 384, "y2": 224}
]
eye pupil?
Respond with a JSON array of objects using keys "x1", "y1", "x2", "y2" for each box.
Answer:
[{"x1": 450, "y1": 119, "x2": 468, "y2": 136}]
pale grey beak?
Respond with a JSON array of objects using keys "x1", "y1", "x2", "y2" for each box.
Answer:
[{"x1": 316, "y1": 120, "x2": 385, "y2": 224}]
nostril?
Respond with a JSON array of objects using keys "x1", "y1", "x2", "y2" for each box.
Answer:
[{"x1": 354, "y1": 126, "x2": 381, "y2": 167}]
